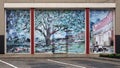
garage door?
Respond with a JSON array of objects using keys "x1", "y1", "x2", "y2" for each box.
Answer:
[{"x1": 34, "y1": 9, "x2": 85, "y2": 54}]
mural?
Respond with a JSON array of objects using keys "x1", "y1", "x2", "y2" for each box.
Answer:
[
  {"x1": 6, "y1": 10, "x2": 30, "y2": 53},
  {"x1": 5, "y1": 9, "x2": 115, "y2": 54},
  {"x1": 90, "y1": 9, "x2": 114, "y2": 54},
  {"x1": 35, "y1": 10, "x2": 85, "y2": 53}
]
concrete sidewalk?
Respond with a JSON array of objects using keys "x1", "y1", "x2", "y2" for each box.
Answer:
[
  {"x1": 0, "y1": 54, "x2": 99, "y2": 58},
  {"x1": 0, "y1": 54, "x2": 119, "y2": 62}
]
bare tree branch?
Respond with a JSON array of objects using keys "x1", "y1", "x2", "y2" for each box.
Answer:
[
  {"x1": 38, "y1": 21, "x2": 47, "y2": 30},
  {"x1": 50, "y1": 26, "x2": 67, "y2": 35},
  {"x1": 43, "y1": 18, "x2": 48, "y2": 30},
  {"x1": 35, "y1": 27, "x2": 46, "y2": 38}
]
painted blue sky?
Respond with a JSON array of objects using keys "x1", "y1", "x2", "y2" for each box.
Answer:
[{"x1": 90, "y1": 10, "x2": 109, "y2": 24}]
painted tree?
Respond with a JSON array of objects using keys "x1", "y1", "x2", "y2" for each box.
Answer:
[{"x1": 35, "y1": 10, "x2": 85, "y2": 47}]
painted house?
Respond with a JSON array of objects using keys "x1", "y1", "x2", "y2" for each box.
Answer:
[{"x1": 92, "y1": 11, "x2": 114, "y2": 53}]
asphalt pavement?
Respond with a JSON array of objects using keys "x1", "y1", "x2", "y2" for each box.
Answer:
[{"x1": 0, "y1": 58, "x2": 120, "y2": 68}]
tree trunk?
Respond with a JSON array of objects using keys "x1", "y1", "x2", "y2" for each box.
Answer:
[
  {"x1": 45, "y1": 37, "x2": 51, "y2": 46},
  {"x1": 45, "y1": 28, "x2": 51, "y2": 46}
]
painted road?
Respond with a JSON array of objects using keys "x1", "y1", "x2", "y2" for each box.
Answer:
[{"x1": 0, "y1": 58, "x2": 120, "y2": 68}]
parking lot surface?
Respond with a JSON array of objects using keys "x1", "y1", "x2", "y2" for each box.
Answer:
[{"x1": 0, "y1": 58, "x2": 120, "y2": 68}]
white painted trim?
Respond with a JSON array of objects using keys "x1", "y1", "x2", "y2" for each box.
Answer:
[
  {"x1": 30, "y1": 9, "x2": 32, "y2": 54},
  {"x1": 85, "y1": 9, "x2": 87, "y2": 54},
  {"x1": 5, "y1": 10, "x2": 6, "y2": 54},
  {"x1": 4, "y1": 3, "x2": 116, "y2": 8}
]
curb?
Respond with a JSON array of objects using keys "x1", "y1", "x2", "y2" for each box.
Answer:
[{"x1": 89, "y1": 57, "x2": 120, "y2": 62}]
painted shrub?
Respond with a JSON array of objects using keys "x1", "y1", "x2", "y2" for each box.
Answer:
[
  {"x1": 6, "y1": 9, "x2": 30, "y2": 53},
  {"x1": 35, "y1": 10, "x2": 85, "y2": 53},
  {"x1": 90, "y1": 9, "x2": 115, "y2": 54}
]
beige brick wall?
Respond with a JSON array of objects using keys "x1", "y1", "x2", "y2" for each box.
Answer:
[
  {"x1": 0, "y1": 0, "x2": 4, "y2": 35},
  {"x1": 0, "y1": 0, "x2": 119, "y2": 54},
  {"x1": 89, "y1": 0, "x2": 115, "y2": 3},
  {"x1": 115, "y1": 0, "x2": 120, "y2": 35},
  {"x1": 5, "y1": 0, "x2": 88, "y2": 3},
  {"x1": 33, "y1": 0, "x2": 88, "y2": 3},
  {"x1": 5, "y1": 0, "x2": 34, "y2": 3}
]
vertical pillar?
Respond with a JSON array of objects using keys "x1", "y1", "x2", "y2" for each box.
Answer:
[
  {"x1": 86, "y1": 8, "x2": 90, "y2": 54},
  {"x1": 0, "y1": 0, "x2": 4, "y2": 54},
  {"x1": 115, "y1": 0, "x2": 120, "y2": 54},
  {"x1": 31, "y1": 8, "x2": 34, "y2": 54}
]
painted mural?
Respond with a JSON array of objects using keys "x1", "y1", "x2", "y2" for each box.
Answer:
[
  {"x1": 35, "y1": 10, "x2": 85, "y2": 53},
  {"x1": 90, "y1": 9, "x2": 114, "y2": 54},
  {"x1": 6, "y1": 10, "x2": 30, "y2": 53}
]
